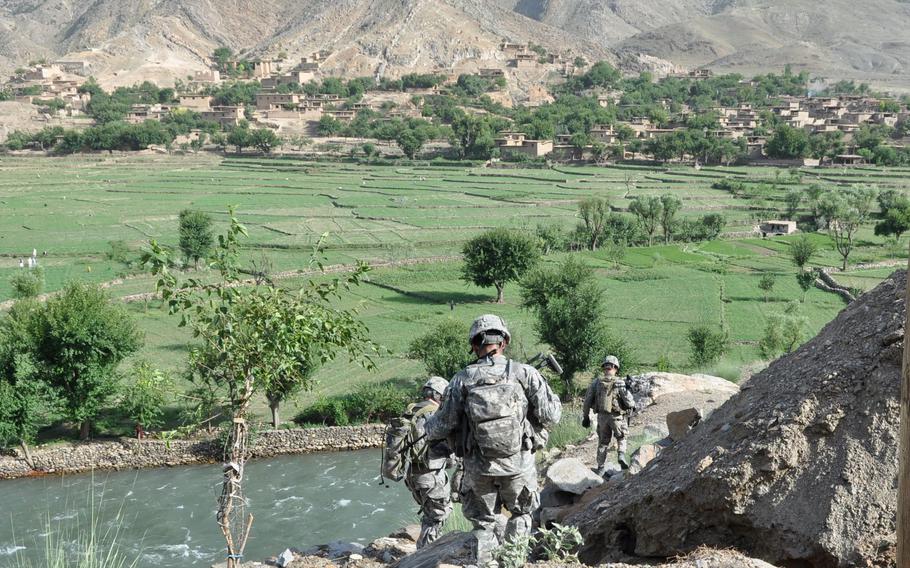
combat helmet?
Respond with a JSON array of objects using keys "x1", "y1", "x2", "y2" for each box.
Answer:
[
  {"x1": 423, "y1": 376, "x2": 449, "y2": 397},
  {"x1": 602, "y1": 355, "x2": 620, "y2": 369},
  {"x1": 468, "y1": 314, "x2": 511, "y2": 345}
]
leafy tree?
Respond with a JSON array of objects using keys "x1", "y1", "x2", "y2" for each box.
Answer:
[
  {"x1": 462, "y1": 228, "x2": 540, "y2": 304},
  {"x1": 120, "y1": 360, "x2": 172, "y2": 435},
  {"x1": 408, "y1": 318, "x2": 472, "y2": 379},
  {"x1": 145, "y1": 212, "x2": 378, "y2": 566},
  {"x1": 30, "y1": 283, "x2": 142, "y2": 439},
  {"x1": 250, "y1": 128, "x2": 281, "y2": 154},
  {"x1": 213, "y1": 47, "x2": 233, "y2": 72},
  {"x1": 396, "y1": 129, "x2": 424, "y2": 159},
  {"x1": 765, "y1": 125, "x2": 810, "y2": 159},
  {"x1": 577, "y1": 197, "x2": 610, "y2": 250},
  {"x1": 760, "y1": 303, "x2": 808, "y2": 358},
  {"x1": 9, "y1": 267, "x2": 44, "y2": 299},
  {"x1": 789, "y1": 235, "x2": 818, "y2": 269},
  {"x1": 629, "y1": 195, "x2": 662, "y2": 246},
  {"x1": 178, "y1": 209, "x2": 214, "y2": 269},
  {"x1": 785, "y1": 189, "x2": 803, "y2": 220},
  {"x1": 227, "y1": 125, "x2": 253, "y2": 154},
  {"x1": 819, "y1": 187, "x2": 875, "y2": 270},
  {"x1": 758, "y1": 273, "x2": 776, "y2": 302},
  {"x1": 803, "y1": 184, "x2": 825, "y2": 224},
  {"x1": 686, "y1": 324, "x2": 727, "y2": 366},
  {"x1": 796, "y1": 269, "x2": 816, "y2": 302},
  {"x1": 520, "y1": 257, "x2": 632, "y2": 394},
  {"x1": 0, "y1": 301, "x2": 46, "y2": 464},
  {"x1": 659, "y1": 194, "x2": 682, "y2": 243}
]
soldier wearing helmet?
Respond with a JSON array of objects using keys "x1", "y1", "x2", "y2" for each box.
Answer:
[
  {"x1": 425, "y1": 314, "x2": 562, "y2": 566},
  {"x1": 400, "y1": 375, "x2": 454, "y2": 548},
  {"x1": 582, "y1": 354, "x2": 636, "y2": 475}
]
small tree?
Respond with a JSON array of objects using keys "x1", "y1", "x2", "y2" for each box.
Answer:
[
  {"x1": 785, "y1": 189, "x2": 803, "y2": 220},
  {"x1": 686, "y1": 324, "x2": 727, "y2": 366},
  {"x1": 628, "y1": 195, "x2": 662, "y2": 246},
  {"x1": 250, "y1": 129, "x2": 281, "y2": 154},
  {"x1": 31, "y1": 283, "x2": 142, "y2": 439},
  {"x1": 758, "y1": 273, "x2": 776, "y2": 302},
  {"x1": 408, "y1": 318, "x2": 472, "y2": 379},
  {"x1": 659, "y1": 194, "x2": 682, "y2": 244},
  {"x1": 577, "y1": 197, "x2": 610, "y2": 251},
  {"x1": 760, "y1": 303, "x2": 808, "y2": 358},
  {"x1": 789, "y1": 235, "x2": 818, "y2": 269},
  {"x1": 796, "y1": 269, "x2": 816, "y2": 302},
  {"x1": 0, "y1": 301, "x2": 46, "y2": 465},
  {"x1": 9, "y1": 267, "x2": 44, "y2": 299},
  {"x1": 462, "y1": 228, "x2": 540, "y2": 304},
  {"x1": 120, "y1": 360, "x2": 172, "y2": 437},
  {"x1": 819, "y1": 188, "x2": 869, "y2": 270},
  {"x1": 228, "y1": 125, "x2": 253, "y2": 154},
  {"x1": 178, "y1": 209, "x2": 214, "y2": 269}
]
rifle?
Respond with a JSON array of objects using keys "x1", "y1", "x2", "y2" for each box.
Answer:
[{"x1": 528, "y1": 352, "x2": 563, "y2": 375}]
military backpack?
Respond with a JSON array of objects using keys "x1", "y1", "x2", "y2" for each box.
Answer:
[
  {"x1": 464, "y1": 360, "x2": 527, "y2": 459},
  {"x1": 381, "y1": 401, "x2": 437, "y2": 482}
]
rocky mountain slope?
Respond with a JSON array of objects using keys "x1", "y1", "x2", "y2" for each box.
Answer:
[
  {"x1": 567, "y1": 270, "x2": 904, "y2": 567},
  {"x1": 1, "y1": 0, "x2": 908, "y2": 89}
]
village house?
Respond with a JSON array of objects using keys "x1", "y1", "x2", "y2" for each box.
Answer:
[
  {"x1": 589, "y1": 125, "x2": 618, "y2": 144},
  {"x1": 252, "y1": 60, "x2": 275, "y2": 78},
  {"x1": 200, "y1": 106, "x2": 244, "y2": 127},
  {"x1": 178, "y1": 94, "x2": 213, "y2": 111},
  {"x1": 833, "y1": 154, "x2": 868, "y2": 166},
  {"x1": 126, "y1": 104, "x2": 175, "y2": 123},
  {"x1": 255, "y1": 92, "x2": 300, "y2": 111},
  {"x1": 479, "y1": 68, "x2": 506, "y2": 79},
  {"x1": 510, "y1": 51, "x2": 538, "y2": 69},
  {"x1": 260, "y1": 71, "x2": 316, "y2": 90},
  {"x1": 494, "y1": 131, "x2": 553, "y2": 158},
  {"x1": 759, "y1": 220, "x2": 797, "y2": 237},
  {"x1": 54, "y1": 61, "x2": 88, "y2": 76},
  {"x1": 324, "y1": 109, "x2": 356, "y2": 122}
]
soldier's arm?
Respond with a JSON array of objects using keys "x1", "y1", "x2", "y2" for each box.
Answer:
[
  {"x1": 525, "y1": 367, "x2": 562, "y2": 428},
  {"x1": 582, "y1": 380, "x2": 595, "y2": 418},
  {"x1": 424, "y1": 381, "x2": 462, "y2": 441}
]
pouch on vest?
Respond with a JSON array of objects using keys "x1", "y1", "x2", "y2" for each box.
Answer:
[{"x1": 595, "y1": 379, "x2": 615, "y2": 413}]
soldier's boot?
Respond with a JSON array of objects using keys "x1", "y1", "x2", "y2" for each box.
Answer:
[
  {"x1": 472, "y1": 528, "x2": 500, "y2": 567},
  {"x1": 617, "y1": 439, "x2": 629, "y2": 470},
  {"x1": 416, "y1": 520, "x2": 443, "y2": 549}
]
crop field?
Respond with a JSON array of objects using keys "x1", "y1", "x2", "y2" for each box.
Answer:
[{"x1": 0, "y1": 155, "x2": 907, "y2": 425}]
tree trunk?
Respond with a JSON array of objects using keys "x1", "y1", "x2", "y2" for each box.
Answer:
[
  {"x1": 842, "y1": 255, "x2": 848, "y2": 271},
  {"x1": 20, "y1": 441, "x2": 34, "y2": 469},
  {"x1": 495, "y1": 285, "x2": 505, "y2": 304},
  {"x1": 899, "y1": 242, "x2": 910, "y2": 567},
  {"x1": 270, "y1": 401, "x2": 281, "y2": 429},
  {"x1": 79, "y1": 420, "x2": 91, "y2": 440}
]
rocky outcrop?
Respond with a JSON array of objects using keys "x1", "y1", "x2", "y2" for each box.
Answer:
[
  {"x1": 567, "y1": 271, "x2": 905, "y2": 567},
  {"x1": 0, "y1": 425, "x2": 384, "y2": 479}
]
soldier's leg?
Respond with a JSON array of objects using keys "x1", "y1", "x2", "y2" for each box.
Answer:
[
  {"x1": 414, "y1": 469, "x2": 452, "y2": 548},
  {"x1": 461, "y1": 473, "x2": 500, "y2": 565},
  {"x1": 499, "y1": 468, "x2": 539, "y2": 544},
  {"x1": 608, "y1": 414, "x2": 630, "y2": 469},
  {"x1": 596, "y1": 413, "x2": 613, "y2": 472}
]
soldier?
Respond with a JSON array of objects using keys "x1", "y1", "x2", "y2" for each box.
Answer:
[
  {"x1": 404, "y1": 376, "x2": 455, "y2": 548},
  {"x1": 582, "y1": 355, "x2": 636, "y2": 475},
  {"x1": 425, "y1": 314, "x2": 562, "y2": 566}
]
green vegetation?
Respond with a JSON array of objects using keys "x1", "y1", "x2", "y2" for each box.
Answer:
[
  {"x1": 462, "y1": 228, "x2": 540, "y2": 304},
  {"x1": 408, "y1": 318, "x2": 472, "y2": 379}
]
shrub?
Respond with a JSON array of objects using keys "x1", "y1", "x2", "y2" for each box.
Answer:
[
  {"x1": 687, "y1": 324, "x2": 727, "y2": 366},
  {"x1": 294, "y1": 381, "x2": 412, "y2": 426},
  {"x1": 758, "y1": 273, "x2": 776, "y2": 302},
  {"x1": 9, "y1": 267, "x2": 44, "y2": 299},
  {"x1": 408, "y1": 318, "x2": 472, "y2": 378}
]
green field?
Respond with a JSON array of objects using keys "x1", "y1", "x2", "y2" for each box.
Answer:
[{"x1": 1, "y1": 155, "x2": 906, "y2": 429}]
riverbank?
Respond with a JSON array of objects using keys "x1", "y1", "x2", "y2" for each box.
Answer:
[{"x1": 0, "y1": 425, "x2": 384, "y2": 479}]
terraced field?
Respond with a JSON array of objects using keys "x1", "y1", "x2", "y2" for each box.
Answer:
[{"x1": 1, "y1": 155, "x2": 907, "y2": 425}]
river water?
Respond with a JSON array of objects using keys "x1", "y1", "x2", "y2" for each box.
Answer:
[{"x1": 0, "y1": 450, "x2": 415, "y2": 567}]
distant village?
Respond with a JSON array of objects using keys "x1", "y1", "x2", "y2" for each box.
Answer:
[{"x1": 1, "y1": 41, "x2": 909, "y2": 166}]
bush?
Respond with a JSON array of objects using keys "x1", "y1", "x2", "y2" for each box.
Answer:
[
  {"x1": 9, "y1": 268, "x2": 44, "y2": 298},
  {"x1": 759, "y1": 302, "x2": 808, "y2": 358},
  {"x1": 408, "y1": 318, "x2": 472, "y2": 378},
  {"x1": 687, "y1": 324, "x2": 727, "y2": 366},
  {"x1": 294, "y1": 381, "x2": 412, "y2": 426}
]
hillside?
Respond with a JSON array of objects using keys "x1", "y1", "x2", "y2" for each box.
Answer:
[{"x1": 2, "y1": 0, "x2": 910, "y2": 89}]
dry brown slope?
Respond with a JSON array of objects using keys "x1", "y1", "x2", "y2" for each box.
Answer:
[{"x1": 567, "y1": 271, "x2": 903, "y2": 567}]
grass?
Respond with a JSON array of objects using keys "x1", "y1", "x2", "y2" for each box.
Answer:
[{"x1": 0, "y1": 155, "x2": 907, "y2": 434}]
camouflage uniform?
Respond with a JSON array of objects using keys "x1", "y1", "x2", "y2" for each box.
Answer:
[
  {"x1": 425, "y1": 354, "x2": 562, "y2": 565},
  {"x1": 582, "y1": 374, "x2": 635, "y2": 472},
  {"x1": 404, "y1": 400, "x2": 453, "y2": 548}
]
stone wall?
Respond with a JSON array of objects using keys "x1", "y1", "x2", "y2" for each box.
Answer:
[{"x1": 0, "y1": 425, "x2": 385, "y2": 480}]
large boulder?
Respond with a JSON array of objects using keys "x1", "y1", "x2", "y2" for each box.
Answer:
[
  {"x1": 666, "y1": 407, "x2": 702, "y2": 441},
  {"x1": 568, "y1": 271, "x2": 905, "y2": 567},
  {"x1": 545, "y1": 458, "x2": 604, "y2": 494},
  {"x1": 392, "y1": 531, "x2": 473, "y2": 568}
]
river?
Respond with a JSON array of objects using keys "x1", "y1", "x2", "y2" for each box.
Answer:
[{"x1": 0, "y1": 450, "x2": 414, "y2": 567}]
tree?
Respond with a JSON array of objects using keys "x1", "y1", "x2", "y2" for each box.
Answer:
[
  {"x1": 178, "y1": 209, "x2": 214, "y2": 269},
  {"x1": 765, "y1": 125, "x2": 810, "y2": 159},
  {"x1": 758, "y1": 273, "x2": 776, "y2": 302},
  {"x1": 789, "y1": 235, "x2": 818, "y2": 269},
  {"x1": 629, "y1": 195, "x2": 662, "y2": 246},
  {"x1": 578, "y1": 197, "x2": 610, "y2": 251},
  {"x1": 462, "y1": 228, "x2": 540, "y2": 304},
  {"x1": 145, "y1": 211, "x2": 378, "y2": 567},
  {"x1": 686, "y1": 324, "x2": 727, "y2": 366},
  {"x1": 796, "y1": 269, "x2": 816, "y2": 302},
  {"x1": 785, "y1": 189, "x2": 803, "y2": 220},
  {"x1": 875, "y1": 205, "x2": 910, "y2": 242},
  {"x1": 30, "y1": 283, "x2": 141, "y2": 439},
  {"x1": 803, "y1": 184, "x2": 825, "y2": 225},
  {"x1": 250, "y1": 128, "x2": 281, "y2": 154},
  {"x1": 228, "y1": 125, "x2": 253, "y2": 154},
  {"x1": 819, "y1": 187, "x2": 873, "y2": 270},
  {"x1": 9, "y1": 267, "x2": 44, "y2": 299},
  {"x1": 120, "y1": 360, "x2": 172, "y2": 436},
  {"x1": 213, "y1": 47, "x2": 233, "y2": 72},
  {"x1": 0, "y1": 301, "x2": 46, "y2": 464},
  {"x1": 760, "y1": 303, "x2": 808, "y2": 357},
  {"x1": 521, "y1": 257, "x2": 633, "y2": 394},
  {"x1": 659, "y1": 194, "x2": 682, "y2": 244},
  {"x1": 408, "y1": 319, "x2": 472, "y2": 379}
]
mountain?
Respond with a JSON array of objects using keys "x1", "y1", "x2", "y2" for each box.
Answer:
[{"x1": 0, "y1": 0, "x2": 908, "y2": 89}]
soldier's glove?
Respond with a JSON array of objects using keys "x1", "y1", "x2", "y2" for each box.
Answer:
[{"x1": 581, "y1": 416, "x2": 591, "y2": 428}]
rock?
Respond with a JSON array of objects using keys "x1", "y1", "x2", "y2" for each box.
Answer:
[
  {"x1": 569, "y1": 270, "x2": 907, "y2": 568},
  {"x1": 539, "y1": 483, "x2": 577, "y2": 508},
  {"x1": 389, "y1": 525, "x2": 421, "y2": 543},
  {"x1": 666, "y1": 407, "x2": 703, "y2": 441},
  {"x1": 366, "y1": 537, "x2": 416, "y2": 562},
  {"x1": 545, "y1": 458, "x2": 604, "y2": 495},
  {"x1": 348, "y1": 554, "x2": 363, "y2": 561},
  {"x1": 325, "y1": 541, "x2": 365, "y2": 559},
  {"x1": 628, "y1": 441, "x2": 664, "y2": 474},
  {"x1": 276, "y1": 548, "x2": 295, "y2": 568},
  {"x1": 393, "y1": 531, "x2": 473, "y2": 568}
]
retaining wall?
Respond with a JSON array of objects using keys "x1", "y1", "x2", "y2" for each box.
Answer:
[{"x1": 0, "y1": 425, "x2": 385, "y2": 480}]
